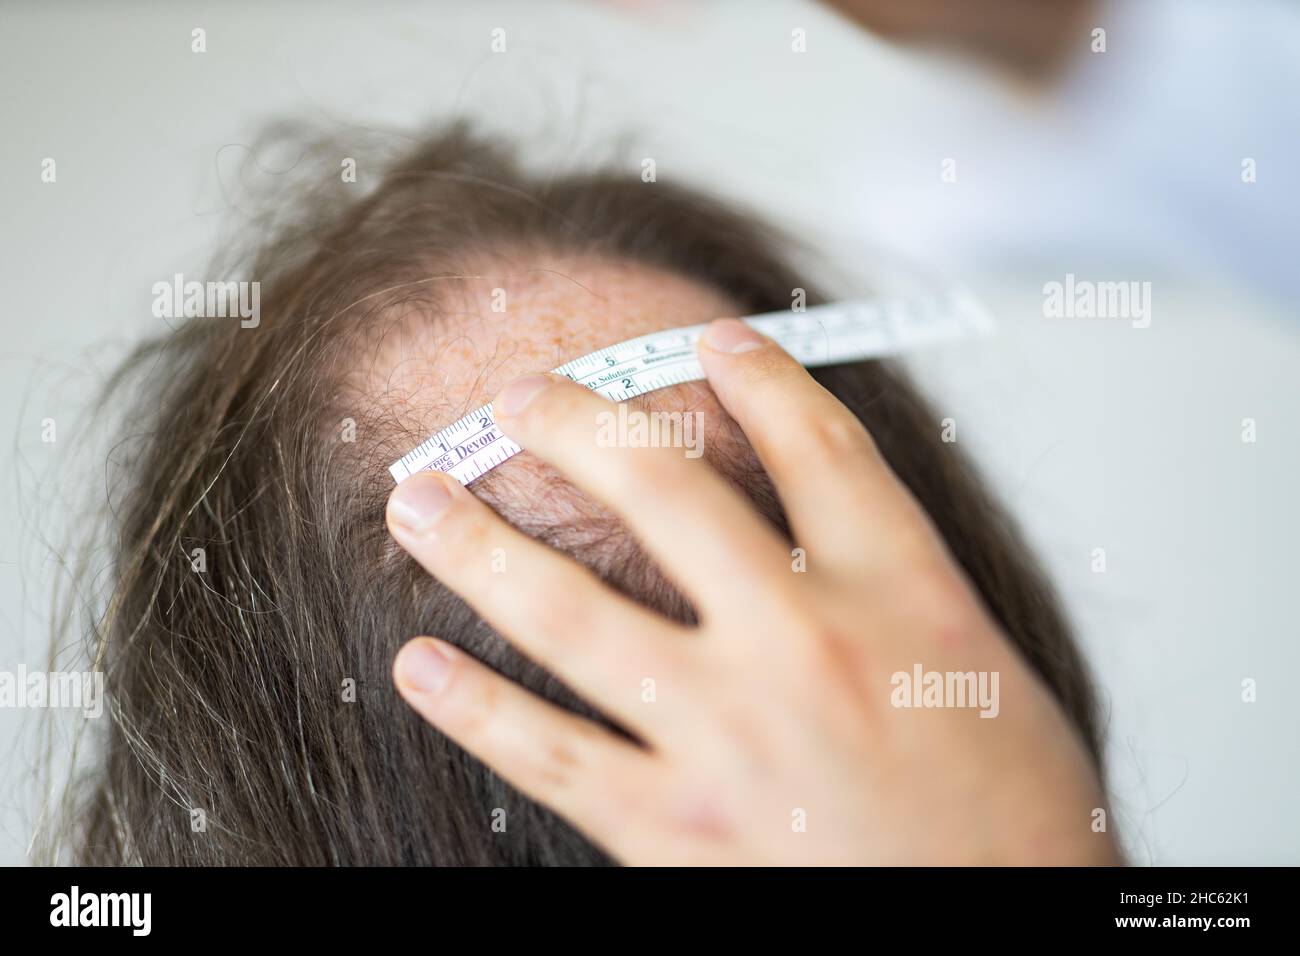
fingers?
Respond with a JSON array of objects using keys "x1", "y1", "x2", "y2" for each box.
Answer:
[
  {"x1": 393, "y1": 637, "x2": 653, "y2": 857},
  {"x1": 489, "y1": 374, "x2": 794, "y2": 621},
  {"x1": 387, "y1": 470, "x2": 694, "y2": 740},
  {"x1": 696, "y1": 318, "x2": 937, "y2": 572}
]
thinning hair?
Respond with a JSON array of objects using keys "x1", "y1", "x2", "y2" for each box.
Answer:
[{"x1": 61, "y1": 123, "x2": 1103, "y2": 865}]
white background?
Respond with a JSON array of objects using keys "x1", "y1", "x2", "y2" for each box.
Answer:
[{"x1": 1, "y1": 0, "x2": 1296, "y2": 865}]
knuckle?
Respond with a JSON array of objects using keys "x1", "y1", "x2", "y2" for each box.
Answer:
[
  {"x1": 800, "y1": 410, "x2": 873, "y2": 462},
  {"x1": 899, "y1": 558, "x2": 984, "y2": 633},
  {"x1": 529, "y1": 743, "x2": 581, "y2": 798},
  {"x1": 872, "y1": 509, "x2": 943, "y2": 567},
  {"x1": 788, "y1": 617, "x2": 854, "y2": 671},
  {"x1": 621, "y1": 445, "x2": 686, "y2": 496},
  {"x1": 532, "y1": 724, "x2": 598, "y2": 792},
  {"x1": 525, "y1": 723, "x2": 619, "y2": 811}
]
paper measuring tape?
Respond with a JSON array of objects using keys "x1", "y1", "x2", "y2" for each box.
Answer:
[{"x1": 389, "y1": 290, "x2": 992, "y2": 485}]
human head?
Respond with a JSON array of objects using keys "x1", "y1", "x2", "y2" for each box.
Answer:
[{"x1": 69, "y1": 122, "x2": 1102, "y2": 865}]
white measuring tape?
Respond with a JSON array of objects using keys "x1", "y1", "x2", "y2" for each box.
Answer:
[{"x1": 389, "y1": 290, "x2": 993, "y2": 485}]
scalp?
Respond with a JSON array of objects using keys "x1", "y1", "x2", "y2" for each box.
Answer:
[{"x1": 343, "y1": 246, "x2": 785, "y2": 616}]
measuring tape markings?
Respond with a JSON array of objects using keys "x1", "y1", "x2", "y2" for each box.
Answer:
[{"x1": 388, "y1": 290, "x2": 992, "y2": 485}]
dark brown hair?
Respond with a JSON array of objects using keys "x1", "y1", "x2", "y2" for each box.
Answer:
[{"x1": 63, "y1": 122, "x2": 1103, "y2": 865}]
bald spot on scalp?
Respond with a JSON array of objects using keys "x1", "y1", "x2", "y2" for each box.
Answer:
[{"x1": 351, "y1": 250, "x2": 787, "y2": 617}]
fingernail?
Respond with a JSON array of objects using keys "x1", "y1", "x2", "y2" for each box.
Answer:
[
  {"x1": 702, "y1": 318, "x2": 765, "y2": 354},
  {"x1": 396, "y1": 639, "x2": 453, "y2": 695},
  {"x1": 495, "y1": 373, "x2": 555, "y2": 418},
  {"x1": 387, "y1": 472, "x2": 453, "y2": 533}
]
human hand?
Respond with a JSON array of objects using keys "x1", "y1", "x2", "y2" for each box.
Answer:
[{"x1": 386, "y1": 317, "x2": 1119, "y2": 865}]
